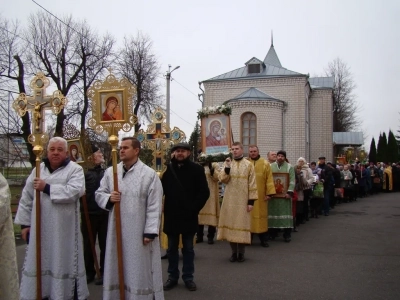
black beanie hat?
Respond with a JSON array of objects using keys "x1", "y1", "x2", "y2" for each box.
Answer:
[
  {"x1": 277, "y1": 150, "x2": 286, "y2": 158},
  {"x1": 91, "y1": 144, "x2": 99, "y2": 154}
]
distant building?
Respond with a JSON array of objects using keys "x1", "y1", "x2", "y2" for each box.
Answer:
[
  {"x1": 202, "y1": 41, "x2": 334, "y2": 163},
  {"x1": 0, "y1": 135, "x2": 31, "y2": 168}
]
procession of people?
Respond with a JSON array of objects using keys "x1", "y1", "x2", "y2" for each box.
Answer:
[{"x1": 7, "y1": 135, "x2": 400, "y2": 299}]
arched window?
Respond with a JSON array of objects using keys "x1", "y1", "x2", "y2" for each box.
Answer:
[{"x1": 241, "y1": 112, "x2": 257, "y2": 155}]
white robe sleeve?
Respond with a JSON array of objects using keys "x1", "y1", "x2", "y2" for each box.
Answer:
[
  {"x1": 14, "y1": 170, "x2": 35, "y2": 226},
  {"x1": 50, "y1": 165, "x2": 85, "y2": 204},
  {"x1": 0, "y1": 174, "x2": 11, "y2": 225},
  {"x1": 95, "y1": 168, "x2": 113, "y2": 210},
  {"x1": 144, "y1": 171, "x2": 163, "y2": 234}
]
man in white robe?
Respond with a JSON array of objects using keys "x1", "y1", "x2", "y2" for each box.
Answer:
[
  {"x1": 96, "y1": 137, "x2": 164, "y2": 300},
  {"x1": 15, "y1": 137, "x2": 89, "y2": 300},
  {"x1": 0, "y1": 173, "x2": 19, "y2": 300}
]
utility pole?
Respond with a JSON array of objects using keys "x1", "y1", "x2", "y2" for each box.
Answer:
[{"x1": 166, "y1": 65, "x2": 180, "y2": 127}]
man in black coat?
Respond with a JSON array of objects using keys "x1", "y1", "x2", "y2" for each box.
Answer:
[
  {"x1": 162, "y1": 143, "x2": 210, "y2": 292},
  {"x1": 80, "y1": 145, "x2": 108, "y2": 285}
]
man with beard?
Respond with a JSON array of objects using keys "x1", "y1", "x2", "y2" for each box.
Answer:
[
  {"x1": 268, "y1": 150, "x2": 295, "y2": 242},
  {"x1": 247, "y1": 145, "x2": 275, "y2": 247},
  {"x1": 162, "y1": 143, "x2": 209, "y2": 292}
]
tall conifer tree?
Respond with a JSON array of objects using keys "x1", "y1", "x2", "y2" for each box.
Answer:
[
  {"x1": 376, "y1": 134, "x2": 383, "y2": 162},
  {"x1": 369, "y1": 137, "x2": 377, "y2": 163},
  {"x1": 188, "y1": 122, "x2": 201, "y2": 162},
  {"x1": 387, "y1": 130, "x2": 399, "y2": 163}
]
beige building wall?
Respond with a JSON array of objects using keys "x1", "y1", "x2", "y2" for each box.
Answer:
[
  {"x1": 309, "y1": 89, "x2": 333, "y2": 162},
  {"x1": 203, "y1": 76, "x2": 321, "y2": 164}
]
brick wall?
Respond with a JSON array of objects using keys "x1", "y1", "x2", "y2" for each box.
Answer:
[{"x1": 203, "y1": 76, "x2": 333, "y2": 164}]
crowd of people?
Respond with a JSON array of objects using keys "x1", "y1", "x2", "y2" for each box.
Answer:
[{"x1": 4, "y1": 137, "x2": 399, "y2": 299}]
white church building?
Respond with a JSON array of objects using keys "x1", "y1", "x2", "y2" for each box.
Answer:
[{"x1": 201, "y1": 42, "x2": 334, "y2": 164}]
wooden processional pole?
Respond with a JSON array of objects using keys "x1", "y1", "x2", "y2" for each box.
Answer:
[
  {"x1": 33, "y1": 145, "x2": 43, "y2": 300},
  {"x1": 109, "y1": 134, "x2": 125, "y2": 300}
]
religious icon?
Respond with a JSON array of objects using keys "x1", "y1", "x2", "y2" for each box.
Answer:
[
  {"x1": 100, "y1": 92, "x2": 124, "y2": 122},
  {"x1": 272, "y1": 173, "x2": 289, "y2": 198},
  {"x1": 67, "y1": 139, "x2": 85, "y2": 164},
  {"x1": 201, "y1": 114, "x2": 231, "y2": 155},
  {"x1": 28, "y1": 101, "x2": 49, "y2": 131}
]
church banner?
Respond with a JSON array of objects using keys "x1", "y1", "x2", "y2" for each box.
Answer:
[{"x1": 198, "y1": 105, "x2": 232, "y2": 156}]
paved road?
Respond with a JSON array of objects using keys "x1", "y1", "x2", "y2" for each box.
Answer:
[{"x1": 16, "y1": 192, "x2": 400, "y2": 299}]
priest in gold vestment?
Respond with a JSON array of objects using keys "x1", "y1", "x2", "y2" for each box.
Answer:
[
  {"x1": 247, "y1": 146, "x2": 276, "y2": 247},
  {"x1": 217, "y1": 142, "x2": 257, "y2": 262},
  {"x1": 197, "y1": 162, "x2": 221, "y2": 244},
  {"x1": 383, "y1": 164, "x2": 393, "y2": 192}
]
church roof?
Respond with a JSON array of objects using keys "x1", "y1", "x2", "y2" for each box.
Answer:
[
  {"x1": 309, "y1": 77, "x2": 334, "y2": 89},
  {"x1": 263, "y1": 45, "x2": 282, "y2": 67},
  {"x1": 226, "y1": 87, "x2": 283, "y2": 103},
  {"x1": 333, "y1": 132, "x2": 364, "y2": 146},
  {"x1": 203, "y1": 44, "x2": 305, "y2": 83}
]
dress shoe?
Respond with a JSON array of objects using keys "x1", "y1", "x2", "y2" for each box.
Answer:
[
  {"x1": 229, "y1": 253, "x2": 238, "y2": 262},
  {"x1": 86, "y1": 274, "x2": 95, "y2": 284},
  {"x1": 284, "y1": 237, "x2": 291, "y2": 243},
  {"x1": 161, "y1": 253, "x2": 168, "y2": 259},
  {"x1": 184, "y1": 280, "x2": 197, "y2": 291},
  {"x1": 196, "y1": 237, "x2": 203, "y2": 243},
  {"x1": 163, "y1": 279, "x2": 178, "y2": 291},
  {"x1": 208, "y1": 238, "x2": 214, "y2": 244},
  {"x1": 324, "y1": 213, "x2": 329, "y2": 216},
  {"x1": 95, "y1": 276, "x2": 103, "y2": 286},
  {"x1": 237, "y1": 253, "x2": 245, "y2": 262},
  {"x1": 261, "y1": 241, "x2": 269, "y2": 248}
]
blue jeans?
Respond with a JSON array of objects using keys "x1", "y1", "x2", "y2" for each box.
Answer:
[
  {"x1": 166, "y1": 233, "x2": 195, "y2": 282},
  {"x1": 324, "y1": 186, "x2": 331, "y2": 214}
]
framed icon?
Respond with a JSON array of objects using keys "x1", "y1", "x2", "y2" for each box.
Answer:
[
  {"x1": 272, "y1": 172, "x2": 290, "y2": 198},
  {"x1": 201, "y1": 114, "x2": 231, "y2": 154},
  {"x1": 67, "y1": 139, "x2": 85, "y2": 164}
]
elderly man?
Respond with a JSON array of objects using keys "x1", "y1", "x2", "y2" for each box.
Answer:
[
  {"x1": 268, "y1": 150, "x2": 295, "y2": 243},
  {"x1": 15, "y1": 137, "x2": 89, "y2": 300},
  {"x1": 218, "y1": 142, "x2": 257, "y2": 262},
  {"x1": 247, "y1": 145, "x2": 276, "y2": 247},
  {"x1": 267, "y1": 151, "x2": 277, "y2": 164},
  {"x1": 96, "y1": 137, "x2": 164, "y2": 299}
]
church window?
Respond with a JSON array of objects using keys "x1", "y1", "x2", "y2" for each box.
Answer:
[
  {"x1": 248, "y1": 64, "x2": 260, "y2": 74},
  {"x1": 241, "y1": 112, "x2": 257, "y2": 154}
]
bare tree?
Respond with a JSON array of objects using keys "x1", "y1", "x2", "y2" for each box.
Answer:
[
  {"x1": 325, "y1": 58, "x2": 360, "y2": 132},
  {"x1": 26, "y1": 12, "x2": 87, "y2": 136},
  {"x1": 0, "y1": 17, "x2": 36, "y2": 166},
  {"x1": 67, "y1": 21, "x2": 115, "y2": 132},
  {"x1": 117, "y1": 33, "x2": 163, "y2": 131}
]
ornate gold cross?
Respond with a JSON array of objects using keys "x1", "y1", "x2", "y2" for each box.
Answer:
[
  {"x1": 136, "y1": 107, "x2": 185, "y2": 172},
  {"x1": 13, "y1": 72, "x2": 66, "y2": 134}
]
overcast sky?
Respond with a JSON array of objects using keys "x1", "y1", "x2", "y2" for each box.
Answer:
[{"x1": 3, "y1": 0, "x2": 400, "y2": 150}]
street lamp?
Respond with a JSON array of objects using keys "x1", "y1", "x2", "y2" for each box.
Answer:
[{"x1": 166, "y1": 65, "x2": 180, "y2": 127}]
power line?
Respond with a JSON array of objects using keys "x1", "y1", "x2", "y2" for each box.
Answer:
[
  {"x1": 0, "y1": 25, "x2": 36, "y2": 48},
  {"x1": 0, "y1": 88, "x2": 20, "y2": 94},
  {"x1": 170, "y1": 109, "x2": 196, "y2": 128}
]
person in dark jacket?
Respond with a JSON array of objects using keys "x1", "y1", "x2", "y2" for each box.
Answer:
[
  {"x1": 80, "y1": 144, "x2": 108, "y2": 285},
  {"x1": 332, "y1": 164, "x2": 342, "y2": 206},
  {"x1": 162, "y1": 143, "x2": 210, "y2": 292}
]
